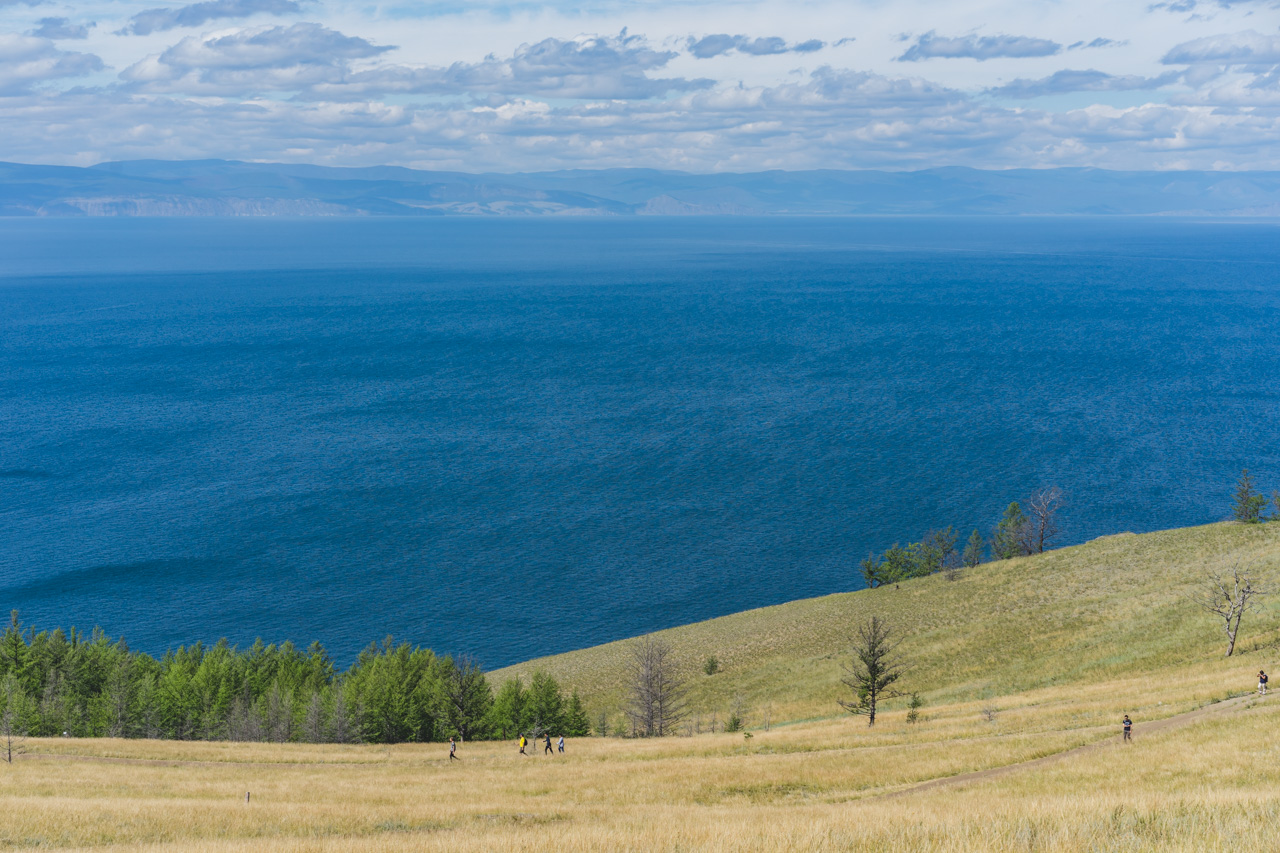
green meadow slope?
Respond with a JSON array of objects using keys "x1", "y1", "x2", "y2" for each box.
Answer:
[{"x1": 494, "y1": 522, "x2": 1280, "y2": 725}]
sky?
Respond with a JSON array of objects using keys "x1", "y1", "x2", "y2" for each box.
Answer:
[{"x1": 0, "y1": 0, "x2": 1278, "y2": 171}]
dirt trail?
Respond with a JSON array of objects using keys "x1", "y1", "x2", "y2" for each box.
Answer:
[{"x1": 881, "y1": 693, "x2": 1261, "y2": 799}]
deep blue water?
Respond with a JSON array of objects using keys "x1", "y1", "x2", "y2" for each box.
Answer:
[{"x1": 2, "y1": 216, "x2": 1279, "y2": 668}]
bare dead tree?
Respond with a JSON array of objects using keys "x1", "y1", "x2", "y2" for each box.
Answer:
[
  {"x1": 624, "y1": 636, "x2": 687, "y2": 737},
  {"x1": 1189, "y1": 562, "x2": 1268, "y2": 656},
  {"x1": 302, "y1": 692, "x2": 326, "y2": 743},
  {"x1": 264, "y1": 681, "x2": 293, "y2": 743},
  {"x1": 838, "y1": 616, "x2": 910, "y2": 726},
  {"x1": 1025, "y1": 486, "x2": 1065, "y2": 554}
]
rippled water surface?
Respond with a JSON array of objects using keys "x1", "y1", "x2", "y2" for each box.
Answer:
[{"x1": 2, "y1": 216, "x2": 1278, "y2": 666}]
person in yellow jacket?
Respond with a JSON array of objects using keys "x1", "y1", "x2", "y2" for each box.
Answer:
[{"x1": 518, "y1": 735, "x2": 528, "y2": 756}]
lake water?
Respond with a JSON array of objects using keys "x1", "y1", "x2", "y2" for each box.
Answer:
[{"x1": 2, "y1": 216, "x2": 1279, "y2": 668}]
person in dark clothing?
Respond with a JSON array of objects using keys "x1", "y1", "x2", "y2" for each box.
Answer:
[
  {"x1": 449, "y1": 737, "x2": 459, "y2": 761},
  {"x1": 544, "y1": 734, "x2": 553, "y2": 755},
  {"x1": 1122, "y1": 715, "x2": 1132, "y2": 742},
  {"x1": 1259, "y1": 670, "x2": 1269, "y2": 695}
]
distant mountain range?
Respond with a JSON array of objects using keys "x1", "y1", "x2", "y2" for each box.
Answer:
[{"x1": 3, "y1": 160, "x2": 1279, "y2": 217}]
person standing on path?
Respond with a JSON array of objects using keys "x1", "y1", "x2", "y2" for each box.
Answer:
[
  {"x1": 1122, "y1": 715, "x2": 1132, "y2": 742},
  {"x1": 519, "y1": 735, "x2": 528, "y2": 756},
  {"x1": 557, "y1": 735, "x2": 564, "y2": 754},
  {"x1": 449, "y1": 737, "x2": 459, "y2": 761},
  {"x1": 544, "y1": 734, "x2": 554, "y2": 755},
  {"x1": 1259, "y1": 670, "x2": 1269, "y2": 695}
]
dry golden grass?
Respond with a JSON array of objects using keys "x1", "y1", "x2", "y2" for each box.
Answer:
[
  {"x1": 7, "y1": 676, "x2": 1280, "y2": 852},
  {"x1": 7, "y1": 522, "x2": 1280, "y2": 851},
  {"x1": 496, "y1": 522, "x2": 1280, "y2": 725}
]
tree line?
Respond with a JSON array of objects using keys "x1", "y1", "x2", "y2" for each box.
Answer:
[
  {"x1": 0, "y1": 615, "x2": 590, "y2": 745},
  {"x1": 860, "y1": 486, "x2": 1064, "y2": 588}
]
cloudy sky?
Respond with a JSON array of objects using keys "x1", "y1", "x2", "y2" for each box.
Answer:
[{"x1": 1, "y1": 0, "x2": 1278, "y2": 171}]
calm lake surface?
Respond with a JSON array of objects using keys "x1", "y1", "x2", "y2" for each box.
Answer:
[{"x1": 2, "y1": 216, "x2": 1279, "y2": 667}]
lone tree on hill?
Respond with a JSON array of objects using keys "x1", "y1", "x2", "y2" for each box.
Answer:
[
  {"x1": 1026, "y1": 487, "x2": 1065, "y2": 554},
  {"x1": 624, "y1": 636, "x2": 687, "y2": 737},
  {"x1": 992, "y1": 502, "x2": 1029, "y2": 560},
  {"x1": 1233, "y1": 469, "x2": 1267, "y2": 524},
  {"x1": 1189, "y1": 562, "x2": 1268, "y2": 657},
  {"x1": 838, "y1": 616, "x2": 910, "y2": 726},
  {"x1": 962, "y1": 529, "x2": 985, "y2": 568}
]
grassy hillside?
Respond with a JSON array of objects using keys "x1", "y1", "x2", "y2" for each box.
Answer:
[
  {"x1": 494, "y1": 522, "x2": 1280, "y2": 727},
  {"x1": 9, "y1": 521, "x2": 1280, "y2": 851}
]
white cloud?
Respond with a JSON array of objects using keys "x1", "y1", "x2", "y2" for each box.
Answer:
[
  {"x1": 898, "y1": 31, "x2": 1062, "y2": 62},
  {"x1": 120, "y1": 0, "x2": 306, "y2": 37},
  {"x1": 686, "y1": 34, "x2": 824, "y2": 58},
  {"x1": 29, "y1": 17, "x2": 94, "y2": 39},
  {"x1": 120, "y1": 23, "x2": 390, "y2": 95},
  {"x1": 0, "y1": 35, "x2": 102, "y2": 95},
  {"x1": 987, "y1": 68, "x2": 1181, "y2": 97},
  {"x1": 0, "y1": 0, "x2": 1276, "y2": 170},
  {"x1": 1162, "y1": 30, "x2": 1280, "y2": 64},
  {"x1": 305, "y1": 33, "x2": 711, "y2": 100}
]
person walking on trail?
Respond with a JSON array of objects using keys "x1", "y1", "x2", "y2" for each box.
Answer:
[
  {"x1": 449, "y1": 737, "x2": 459, "y2": 762},
  {"x1": 1259, "y1": 670, "x2": 1269, "y2": 695},
  {"x1": 544, "y1": 734, "x2": 554, "y2": 755},
  {"x1": 1122, "y1": 715, "x2": 1132, "y2": 743},
  {"x1": 557, "y1": 735, "x2": 564, "y2": 754},
  {"x1": 519, "y1": 735, "x2": 528, "y2": 756}
]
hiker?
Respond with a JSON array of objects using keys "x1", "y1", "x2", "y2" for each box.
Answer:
[
  {"x1": 519, "y1": 735, "x2": 528, "y2": 756},
  {"x1": 1259, "y1": 670, "x2": 1269, "y2": 695},
  {"x1": 557, "y1": 735, "x2": 565, "y2": 754},
  {"x1": 449, "y1": 736, "x2": 459, "y2": 761},
  {"x1": 1122, "y1": 714, "x2": 1132, "y2": 743},
  {"x1": 544, "y1": 733, "x2": 553, "y2": 755}
]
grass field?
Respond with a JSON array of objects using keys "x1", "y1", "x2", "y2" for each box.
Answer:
[{"x1": 7, "y1": 521, "x2": 1280, "y2": 851}]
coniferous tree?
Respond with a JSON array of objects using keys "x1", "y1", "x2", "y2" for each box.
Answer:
[
  {"x1": 838, "y1": 616, "x2": 909, "y2": 727},
  {"x1": 879, "y1": 543, "x2": 914, "y2": 584},
  {"x1": 1233, "y1": 469, "x2": 1267, "y2": 523},
  {"x1": 962, "y1": 529, "x2": 985, "y2": 568},
  {"x1": 910, "y1": 527, "x2": 957, "y2": 576},
  {"x1": 1, "y1": 612, "x2": 31, "y2": 691},
  {"x1": 992, "y1": 502, "x2": 1029, "y2": 560},
  {"x1": 860, "y1": 554, "x2": 884, "y2": 589},
  {"x1": 523, "y1": 670, "x2": 566, "y2": 735},
  {"x1": 0, "y1": 672, "x2": 31, "y2": 763},
  {"x1": 563, "y1": 690, "x2": 592, "y2": 737},
  {"x1": 487, "y1": 678, "x2": 525, "y2": 740},
  {"x1": 435, "y1": 657, "x2": 493, "y2": 741}
]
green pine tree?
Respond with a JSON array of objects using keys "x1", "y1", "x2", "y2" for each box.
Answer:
[
  {"x1": 523, "y1": 670, "x2": 565, "y2": 735},
  {"x1": 992, "y1": 502, "x2": 1029, "y2": 560},
  {"x1": 1233, "y1": 469, "x2": 1267, "y2": 523},
  {"x1": 860, "y1": 554, "x2": 884, "y2": 589},
  {"x1": 962, "y1": 529, "x2": 985, "y2": 568},
  {"x1": 563, "y1": 690, "x2": 592, "y2": 737}
]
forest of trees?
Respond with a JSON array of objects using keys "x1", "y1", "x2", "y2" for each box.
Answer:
[{"x1": 0, "y1": 614, "x2": 590, "y2": 744}]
